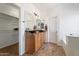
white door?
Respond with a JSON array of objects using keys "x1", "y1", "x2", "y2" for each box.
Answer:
[{"x1": 48, "y1": 17, "x2": 57, "y2": 43}]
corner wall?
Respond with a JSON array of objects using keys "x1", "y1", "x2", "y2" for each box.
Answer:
[{"x1": 58, "y1": 4, "x2": 79, "y2": 55}]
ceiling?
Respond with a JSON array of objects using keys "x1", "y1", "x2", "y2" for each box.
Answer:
[
  {"x1": 16, "y1": 3, "x2": 79, "y2": 19},
  {"x1": 16, "y1": 3, "x2": 60, "y2": 19},
  {"x1": 33, "y1": 3, "x2": 59, "y2": 19}
]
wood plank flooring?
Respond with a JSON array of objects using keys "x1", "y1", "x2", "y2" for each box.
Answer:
[
  {"x1": 0, "y1": 43, "x2": 19, "y2": 56},
  {"x1": 0, "y1": 42, "x2": 66, "y2": 56},
  {"x1": 25, "y1": 42, "x2": 66, "y2": 56}
]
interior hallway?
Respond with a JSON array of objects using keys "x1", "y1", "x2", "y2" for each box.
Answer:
[{"x1": 25, "y1": 42, "x2": 66, "y2": 56}]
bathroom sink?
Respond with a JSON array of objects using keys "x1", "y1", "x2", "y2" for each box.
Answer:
[
  {"x1": 29, "y1": 31, "x2": 36, "y2": 33},
  {"x1": 25, "y1": 30, "x2": 36, "y2": 33},
  {"x1": 38, "y1": 30, "x2": 46, "y2": 32}
]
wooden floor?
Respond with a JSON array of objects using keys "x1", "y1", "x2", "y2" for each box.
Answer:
[
  {"x1": 0, "y1": 42, "x2": 65, "y2": 56},
  {"x1": 0, "y1": 43, "x2": 19, "y2": 56},
  {"x1": 25, "y1": 42, "x2": 66, "y2": 56}
]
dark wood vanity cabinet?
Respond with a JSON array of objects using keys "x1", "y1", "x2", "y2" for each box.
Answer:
[{"x1": 25, "y1": 31, "x2": 46, "y2": 54}]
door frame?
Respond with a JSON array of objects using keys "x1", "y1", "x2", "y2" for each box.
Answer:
[{"x1": 48, "y1": 16, "x2": 58, "y2": 44}]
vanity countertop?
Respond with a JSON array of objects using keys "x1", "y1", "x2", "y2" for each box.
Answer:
[
  {"x1": 66, "y1": 34, "x2": 79, "y2": 37},
  {"x1": 25, "y1": 30, "x2": 46, "y2": 33}
]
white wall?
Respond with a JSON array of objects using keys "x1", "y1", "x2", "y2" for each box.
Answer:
[
  {"x1": 24, "y1": 3, "x2": 41, "y2": 30},
  {"x1": 0, "y1": 14, "x2": 19, "y2": 48},
  {"x1": 0, "y1": 3, "x2": 19, "y2": 18},
  {"x1": 24, "y1": 11, "x2": 36, "y2": 30},
  {"x1": 58, "y1": 4, "x2": 79, "y2": 55},
  {"x1": 0, "y1": 14, "x2": 19, "y2": 30},
  {"x1": 0, "y1": 30, "x2": 18, "y2": 48}
]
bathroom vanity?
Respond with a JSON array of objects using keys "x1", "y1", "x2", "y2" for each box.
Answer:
[{"x1": 25, "y1": 30, "x2": 46, "y2": 54}]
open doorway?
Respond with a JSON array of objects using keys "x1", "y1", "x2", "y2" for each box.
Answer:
[{"x1": 0, "y1": 3, "x2": 20, "y2": 56}]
